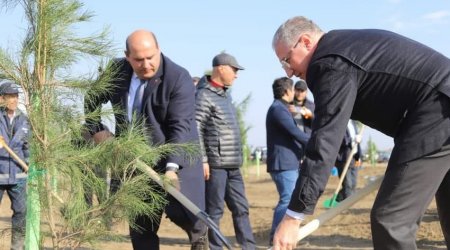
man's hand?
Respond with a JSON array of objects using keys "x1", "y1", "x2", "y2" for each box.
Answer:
[
  {"x1": 164, "y1": 170, "x2": 180, "y2": 190},
  {"x1": 92, "y1": 130, "x2": 114, "y2": 145},
  {"x1": 355, "y1": 134, "x2": 362, "y2": 144},
  {"x1": 203, "y1": 162, "x2": 210, "y2": 180},
  {"x1": 272, "y1": 215, "x2": 302, "y2": 250},
  {"x1": 301, "y1": 107, "x2": 313, "y2": 119}
]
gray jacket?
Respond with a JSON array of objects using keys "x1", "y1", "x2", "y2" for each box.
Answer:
[
  {"x1": 0, "y1": 108, "x2": 30, "y2": 185},
  {"x1": 195, "y1": 76, "x2": 243, "y2": 168}
]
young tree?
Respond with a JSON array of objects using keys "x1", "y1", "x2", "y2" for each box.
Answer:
[
  {"x1": 366, "y1": 136, "x2": 378, "y2": 167},
  {"x1": 0, "y1": 1, "x2": 181, "y2": 249},
  {"x1": 235, "y1": 93, "x2": 252, "y2": 168}
]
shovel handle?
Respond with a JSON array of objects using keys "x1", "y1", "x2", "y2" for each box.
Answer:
[
  {"x1": 330, "y1": 125, "x2": 365, "y2": 198},
  {"x1": 135, "y1": 160, "x2": 233, "y2": 250},
  {"x1": 0, "y1": 136, "x2": 29, "y2": 172}
]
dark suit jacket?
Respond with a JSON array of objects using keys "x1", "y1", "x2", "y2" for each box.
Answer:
[
  {"x1": 289, "y1": 29, "x2": 450, "y2": 214},
  {"x1": 266, "y1": 99, "x2": 310, "y2": 172},
  {"x1": 85, "y1": 54, "x2": 204, "y2": 209}
]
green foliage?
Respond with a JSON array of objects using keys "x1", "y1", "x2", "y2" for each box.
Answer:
[
  {"x1": 54, "y1": 123, "x2": 175, "y2": 247},
  {"x1": 366, "y1": 136, "x2": 378, "y2": 166},
  {"x1": 0, "y1": 0, "x2": 191, "y2": 249},
  {"x1": 234, "y1": 93, "x2": 252, "y2": 169}
]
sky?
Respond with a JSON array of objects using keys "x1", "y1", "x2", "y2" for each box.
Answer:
[{"x1": 1, "y1": 0, "x2": 450, "y2": 151}]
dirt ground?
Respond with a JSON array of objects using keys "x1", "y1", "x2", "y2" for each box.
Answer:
[{"x1": 0, "y1": 163, "x2": 447, "y2": 249}]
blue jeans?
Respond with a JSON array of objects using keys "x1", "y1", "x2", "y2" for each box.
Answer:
[
  {"x1": 269, "y1": 169, "x2": 298, "y2": 243},
  {"x1": 0, "y1": 179, "x2": 27, "y2": 250},
  {"x1": 206, "y1": 168, "x2": 255, "y2": 250}
]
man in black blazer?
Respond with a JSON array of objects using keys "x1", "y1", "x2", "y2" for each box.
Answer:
[
  {"x1": 265, "y1": 77, "x2": 309, "y2": 245},
  {"x1": 85, "y1": 30, "x2": 207, "y2": 250},
  {"x1": 271, "y1": 16, "x2": 450, "y2": 250}
]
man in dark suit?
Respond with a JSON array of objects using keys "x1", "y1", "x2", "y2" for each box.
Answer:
[
  {"x1": 265, "y1": 77, "x2": 309, "y2": 245},
  {"x1": 271, "y1": 16, "x2": 450, "y2": 250},
  {"x1": 84, "y1": 30, "x2": 207, "y2": 250}
]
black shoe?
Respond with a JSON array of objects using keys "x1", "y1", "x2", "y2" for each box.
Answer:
[{"x1": 191, "y1": 234, "x2": 208, "y2": 250}]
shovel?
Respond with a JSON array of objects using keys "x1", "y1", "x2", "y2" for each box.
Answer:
[
  {"x1": 0, "y1": 136, "x2": 66, "y2": 204},
  {"x1": 323, "y1": 125, "x2": 365, "y2": 208},
  {"x1": 0, "y1": 136, "x2": 29, "y2": 172},
  {"x1": 135, "y1": 160, "x2": 233, "y2": 250}
]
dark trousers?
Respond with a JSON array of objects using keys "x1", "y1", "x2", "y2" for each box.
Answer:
[
  {"x1": 130, "y1": 193, "x2": 207, "y2": 250},
  {"x1": 371, "y1": 144, "x2": 450, "y2": 250},
  {"x1": 0, "y1": 179, "x2": 27, "y2": 250},
  {"x1": 335, "y1": 147, "x2": 358, "y2": 202},
  {"x1": 206, "y1": 168, "x2": 255, "y2": 250}
]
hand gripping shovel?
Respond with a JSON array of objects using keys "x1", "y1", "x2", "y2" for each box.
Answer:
[
  {"x1": 268, "y1": 175, "x2": 383, "y2": 250},
  {"x1": 323, "y1": 125, "x2": 365, "y2": 208},
  {"x1": 135, "y1": 160, "x2": 233, "y2": 250}
]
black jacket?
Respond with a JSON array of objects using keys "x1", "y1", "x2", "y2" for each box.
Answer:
[
  {"x1": 84, "y1": 54, "x2": 205, "y2": 209},
  {"x1": 195, "y1": 76, "x2": 243, "y2": 168},
  {"x1": 85, "y1": 55, "x2": 201, "y2": 169},
  {"x1": 289, "y1": 29, "x2": 450, "y2": 214}
]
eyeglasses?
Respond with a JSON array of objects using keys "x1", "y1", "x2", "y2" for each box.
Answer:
[
  {"x1": 280, "y1": 40, "x2": 300, "y2": 70},
  {"x1": 229, "y1": 66, "x2": 238, "y2": 73}
]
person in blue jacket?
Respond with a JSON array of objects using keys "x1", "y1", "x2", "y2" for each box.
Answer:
[
  {"x1": 265, "y1": 77, "x2": 309, "y2": 245},
  {"x1": 0, "y1": 82, "x2": 30, "y2": 250}
]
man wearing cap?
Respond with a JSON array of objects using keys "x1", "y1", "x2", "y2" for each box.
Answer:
[
  {"x1": 0, "y1": 82, "x2": 30, "y2": 250},
  {"x1": 289, "y1": 80, "x2": 314, "y2": 135},
  {"x1": 195, "y1": 53, "x2": 256, "y2": 250}
]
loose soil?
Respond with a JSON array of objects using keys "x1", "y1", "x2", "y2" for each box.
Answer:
[{"x1": 0, "y1": 163, "x2": 446, "y2": 249}]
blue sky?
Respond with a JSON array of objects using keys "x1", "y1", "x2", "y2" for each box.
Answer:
[{"x1": 1, "y1": 0, "x2": 450, "y2": 150}]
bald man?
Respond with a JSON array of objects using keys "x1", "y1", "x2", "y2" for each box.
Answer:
[{"x1": 85, "y1": 30, "x2": 207, "y2": 250}]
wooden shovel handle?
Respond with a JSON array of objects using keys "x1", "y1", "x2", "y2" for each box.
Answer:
[
  {"x1": 331, "y1": 125, "x2": 365, "y2": 197},
  {"x1": 0, "y1": 136, "x2": 29, "y2": 172}
]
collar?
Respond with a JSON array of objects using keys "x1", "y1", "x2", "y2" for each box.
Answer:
[
  {"x1": 1, "y1": 108, "x2": 16, "y2": 120},
  {"x1": 209, "y1": 78, "x2": 225, "y2": 89},
  {"x1": 132, "y1": 72, "x2": 139, "y2": 81},
  {"x1": 279, "y1": 99, "x2": 290, "y2": 106},
  {"x1": 202, "y1": 76, "x2": 227, "y2": 96}
]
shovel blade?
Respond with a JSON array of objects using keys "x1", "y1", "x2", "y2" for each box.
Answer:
[{"x1": 323, "y1": 195, "x2": 340, "y2": 208}]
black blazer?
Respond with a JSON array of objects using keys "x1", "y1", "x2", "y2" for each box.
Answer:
[
  {"x1": 289, "y1": 29, "x2": 450, "y2": 214},
  {"x1": 85, "y1": 54, "x2": 204, "y2": 208}
]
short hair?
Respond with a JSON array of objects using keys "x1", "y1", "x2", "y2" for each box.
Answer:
[
  {"x1": 272, "y1": 77, "x2": 294, "y2": 99},
  {"x1": 272, "y1": 16, "x2": 323, "y2": 49},
  {"x1": 294, "y1": 79, "x2": 308, "y2": 91}
]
